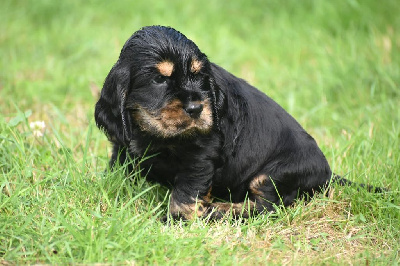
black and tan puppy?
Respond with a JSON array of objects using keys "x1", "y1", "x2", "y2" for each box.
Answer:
[{"x1": 95, "y1": 25, "x2": 357, "y2": 220}]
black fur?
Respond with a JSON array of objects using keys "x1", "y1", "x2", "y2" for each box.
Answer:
[{"x1": 95, "y1": 26, "x2": 380, "y2": 220}]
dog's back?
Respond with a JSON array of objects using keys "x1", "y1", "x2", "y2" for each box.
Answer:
[{"x1": 210, "y1": 63, "x2": 332, "y2": 207}]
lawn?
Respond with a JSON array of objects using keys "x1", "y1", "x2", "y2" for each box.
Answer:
[{"x1": 1, "y1": 0, "x2": 399, "y2": 264}]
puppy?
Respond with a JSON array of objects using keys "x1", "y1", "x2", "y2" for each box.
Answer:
[{"x1": 95, "y1": 26, "x2": 364, "y2": 220}]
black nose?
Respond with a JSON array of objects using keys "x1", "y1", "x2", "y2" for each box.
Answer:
[{"x1": 184, "y1": 102, "x2": 203, "y2": 118}]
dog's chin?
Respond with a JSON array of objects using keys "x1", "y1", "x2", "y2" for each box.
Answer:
[{"x1": 132, "y1": 100, "x2": 213, "y2": 139}]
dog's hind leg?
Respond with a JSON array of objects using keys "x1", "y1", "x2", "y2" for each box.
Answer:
[{"x1": 247, "y1": 174, "x2": 295, "y2": 213}]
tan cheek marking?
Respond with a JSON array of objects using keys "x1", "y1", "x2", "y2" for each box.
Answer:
[
  {"x1": 160, "y1": 99, "x2": 187, "y2": 121},
  {"x1": 190, "y1": 59, "x2": 202, "y2": 74},
  {"x1": 132, "y1": 99, "x2": 213, "y2": 138},
  {"x1": 188, "y1": 99, "x2": 213, "y2": 134},
  {"x1": 156, "y1": 60, "x2": 174, "y2": 76}
]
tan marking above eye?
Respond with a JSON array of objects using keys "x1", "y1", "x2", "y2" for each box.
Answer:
[
  {"x1": 190, "y1": 59, "x2": 202, "y2": 74},
  {"x1": 156, "y1": 60, "x2": 174, "y2": 77}
]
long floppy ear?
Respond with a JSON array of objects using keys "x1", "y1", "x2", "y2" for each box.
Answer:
[
  {"x1": 94, "y1": 62, "x2": 133, "y2": 145},
  {"x1": 208, "y1": 74, "x2": 225, "y2": 131}
]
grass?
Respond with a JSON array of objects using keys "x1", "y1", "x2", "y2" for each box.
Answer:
[{"x1": 1, "y1": 0, "x2": 399, "y2": 264}]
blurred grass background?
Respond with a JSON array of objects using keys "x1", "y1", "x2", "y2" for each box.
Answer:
[{"x1": 1, "y1": 0, "x2": 399, "y2": 264}]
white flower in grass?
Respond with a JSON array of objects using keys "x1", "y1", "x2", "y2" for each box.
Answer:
[{"x1": 30, "y1": 121, "x2": 46, "y2": 137}]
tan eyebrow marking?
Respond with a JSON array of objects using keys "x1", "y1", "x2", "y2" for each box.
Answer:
[
  {"x1": 190, "y1": 59, "x2": 202, "y2": 74},
  {"x1": 156, "y1": 60, "x2": 174, "y2": 76}
]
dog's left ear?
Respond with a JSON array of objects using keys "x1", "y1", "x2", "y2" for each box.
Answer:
[
  {"x1": 94, "y1": 62, "x2": 133, "y2": 145},
  {"x1": 208, "y1": 75, "x2": 225, "y2": 130}
]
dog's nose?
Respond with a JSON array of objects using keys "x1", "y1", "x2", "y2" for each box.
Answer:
[{"x1": 184, "y1": 102, "x2": 203, "y2": 118}]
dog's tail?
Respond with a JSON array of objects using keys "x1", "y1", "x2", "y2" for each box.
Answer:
[{"x1": 330, "y1": 174, "x2": 387, "y2": 193}]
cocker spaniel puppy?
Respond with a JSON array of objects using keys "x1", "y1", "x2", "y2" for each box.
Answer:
[{"x1": 95, "y1": 26, "x2": 376, "y2": 220}]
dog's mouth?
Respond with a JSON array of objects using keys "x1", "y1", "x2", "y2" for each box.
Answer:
[{"x1": 132, "y1": 99, "x2": 213, "y2": 138}]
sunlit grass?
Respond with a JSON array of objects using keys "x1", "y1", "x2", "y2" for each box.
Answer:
[{"x1": 1, "y1": 0, "x2": 399, "y2": 264}]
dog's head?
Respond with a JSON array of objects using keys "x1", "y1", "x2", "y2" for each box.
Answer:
[{"x1": 95, "y1": 26, "x2": 223, "y2": 144}]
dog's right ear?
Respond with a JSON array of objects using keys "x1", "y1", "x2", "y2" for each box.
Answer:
[{"x1": 94, "y1": 62, "x2": 133, "y2": 145}]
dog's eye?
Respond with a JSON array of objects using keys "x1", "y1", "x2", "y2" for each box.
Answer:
[{"x1": 152, "y1": 75, "x2": 168, "y2": 84}]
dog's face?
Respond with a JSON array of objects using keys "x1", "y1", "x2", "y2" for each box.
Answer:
[{"x1": 117, "y1": 26, "x2": 215, "y2": 139}]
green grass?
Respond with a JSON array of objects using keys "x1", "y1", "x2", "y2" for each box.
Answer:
[{"x1": 1, "y1": 0, "x2": 399, "y2": 264}]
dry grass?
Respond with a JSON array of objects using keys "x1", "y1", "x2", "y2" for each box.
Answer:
[{"x1": 1, "y1": 0, "x2": 399, "y2": 264}]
